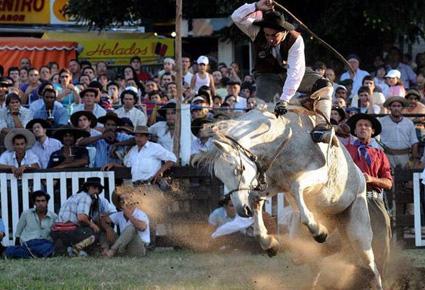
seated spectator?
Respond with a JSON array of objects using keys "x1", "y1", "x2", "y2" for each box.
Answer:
[
  {"x1": 191, "y1": 118, "x2": 213, "y2": 156},
  {"x1": 212, "y1": 95, "x2": 224, "y2": 110},
  {"x1": 333, "y1": 96, "x2": 347, "y2": 109},
  {"x1": 52, "y1": 177, "x2": 104, "y2": 256},
  {"x1": 0, "y1": 129, "x2": 39, "y2": 177},
  {"x1": 24, "y1": 68, "x2": 42, "y2": 104},
  {"x1": 357, "y1": 86, "x2": 380, "y2": 114},
  {"x1": 403, "y1": 89, "x2": 425, "y2": 118},
  {"x1": 313, "y1": 61, "x2": 326, "y2": 76},
  {"x1": 33, "y1": 88, "x2": 69, "y2": 128},
  {"x1": 55, "y1": 68, "x2": 80, "y2": 108},
  {"x1": 374, "y1": 65, "x2": 389, "y2": 96},
  {"x1": 4, "y1": 190, "x2": 57, "y2": 258},
  {"x1": 212, "y1": 71, "x2": 227, "y2": 99},
  {"x1": 334, "y1": 85, "x2": 348, "y2": 102},
  {"x1": 114, "y1": 89, "x2": 147, "y2": 127},
  {"x1": 0, "y1": 77, "x2": 13, "y2": 109},
  {"x1": 107, "y1": 82, "x2": 121, "y2": 108},
  {"x1": 325, "y1": 68, "x2": 336, "y2": 83},
  {"x1": 26, "y1": 119, "x2": 62, "y2": 169},
  {"x1": 350, "y1": 76, "x2": 386, "y2": 111},
  {"x1": 166, "y1": 82, "x2": 178, "y2": 100},
  {"x1": 48, "y1": 127, "x2": 89, "y2": 169},
  {"x1": 240, "y1": 82, "x2": 254, "y2": 99},
  {"x1": 77, "y1": 112, "x2": 134, "y2": 168},
  {"x1": 159, "y1": 72, "x2": 175, "y2": 94},
  {"x1": 102, "y1": 194, "x2": 150, "y2": 257},
  {"x1": 103, "y1": 126, "x2": 176, "y2": 185},
  {"x1": 72, "y1": 88, "x2": 106, "y2": 119},
  {"x1": 70, "y1": 111, "x2": 101, "y2": 137},
  {"x1": 158, "y1": 58, "x2": 176, "y2": 78},
  {"x1": 149, "y1": 102, "x2": 176, "y2": 152},
  {"x1": 0, "y1": 93, "x2": 33, "y2": 135}
]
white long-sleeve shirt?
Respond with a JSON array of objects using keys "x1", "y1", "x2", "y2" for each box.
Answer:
[{"x1": 231, "y1": 3, "x2": 305, "y2": 101}]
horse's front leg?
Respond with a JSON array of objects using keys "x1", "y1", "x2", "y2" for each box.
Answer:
[{"x1": 250, "y1": 194, "x2": 280, "y2": 257}]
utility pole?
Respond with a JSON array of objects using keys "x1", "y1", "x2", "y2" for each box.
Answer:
[{"x1": 173, "y1": 0, "x2": 183, "y2": 163}]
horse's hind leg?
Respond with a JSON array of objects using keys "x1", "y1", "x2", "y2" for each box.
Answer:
[
  {"x1": 291, "y1": 184, "x2": 328, "y2": 243},
  {"x1": 340, "y1": 195, "x2": 383, "y2": 290}
]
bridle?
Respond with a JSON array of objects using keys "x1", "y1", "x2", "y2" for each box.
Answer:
[{"x1": 220, "y1": 131, "x2": 291, "y2": 196}]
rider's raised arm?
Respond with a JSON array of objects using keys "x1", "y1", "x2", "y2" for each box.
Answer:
[
  {"x1": 280, "y1": 36, "x2": 306, "y2": 101},
  {"x1": 231, "y1": 3, "x2": 262, "y2": 41}
]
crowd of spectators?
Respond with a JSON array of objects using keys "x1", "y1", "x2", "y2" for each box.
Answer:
[{"x1": 0, "y1": 46, "x2": 424, "y2": 257}]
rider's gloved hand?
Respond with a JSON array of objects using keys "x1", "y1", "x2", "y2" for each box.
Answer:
[{"x1": 274, "y1": 101, "x2": 288, "y2": 117}]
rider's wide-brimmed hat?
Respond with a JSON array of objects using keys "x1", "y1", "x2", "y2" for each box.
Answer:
[
  {"x1": 253, "y1": 10, "x2": 294, "y2": 32},
  {"x1": 346, "y1": 113, "x2": 382, "y2": 138}
]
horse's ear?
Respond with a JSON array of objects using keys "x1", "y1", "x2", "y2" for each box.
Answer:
[{"x1": 213, "y1": 140, "x2": 233, "y2": 154}]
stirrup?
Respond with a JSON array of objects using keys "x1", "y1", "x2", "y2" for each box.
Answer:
[{"x1": 311, "y1": 126, "x2": 339, "y2": 147}]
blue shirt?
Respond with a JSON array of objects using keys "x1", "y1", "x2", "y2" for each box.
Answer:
[
  {"x1": 30, "y1": 137, "x2": 63, "y2": 169},
  {"x1": 94, "y1": 132, "x2": 132, "y2": 168},
  {"x1": 0, "y1": 218, "x2": 5, "y2": 234},
  {"x1": 33, "y1": 102, "x2": 69, "y2": 128}
]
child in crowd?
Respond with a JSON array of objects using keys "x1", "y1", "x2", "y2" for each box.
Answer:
[{"x1": 191, "y1": 56, "x2": 215, "y2": 97}]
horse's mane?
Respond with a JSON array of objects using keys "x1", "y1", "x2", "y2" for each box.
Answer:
[{"x1": 192, "y1": 107, "x2": 290, "y2": 174}]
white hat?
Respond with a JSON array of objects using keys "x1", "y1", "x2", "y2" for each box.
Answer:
[
  {"x1": 163, "y1": 58, "x2": 175, "y2": 65},
  {"x1": 385, "y1": 69, "x2": 401, "y2": 79},
  {"x1": 197, "y1": 56, "x2": 209, "y2": 65},
  {"x1": 335, "y1": 85, "x2": 347, "y2": 92}
]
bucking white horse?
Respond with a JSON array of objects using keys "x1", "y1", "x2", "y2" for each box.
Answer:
[{"x1": 193, "y1": 108, "x2": 383, "y2": 289}]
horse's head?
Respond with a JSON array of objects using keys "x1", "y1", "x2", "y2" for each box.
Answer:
[{"x1": 212, "y1": 138, "x2": 263, "y2": 218}]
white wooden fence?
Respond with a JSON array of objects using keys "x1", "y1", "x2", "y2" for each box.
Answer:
[
  {"x1": 413, "y1": 172, "x2": 425, "y2": 247},
  {"x1": 0, "y1": 171, "x2": 115, "y2": 246}
]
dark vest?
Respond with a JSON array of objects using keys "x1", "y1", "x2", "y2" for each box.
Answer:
[{"x1": 253, "y1": 30, "x2": 300, "y2": 74}]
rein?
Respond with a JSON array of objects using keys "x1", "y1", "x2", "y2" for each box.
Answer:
[{"x1": 221, "y1": 128, "x2": 292, "y2": 195}]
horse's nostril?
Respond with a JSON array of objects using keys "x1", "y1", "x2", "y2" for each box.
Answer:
[{"x1": 244, "y1": 205, "x2": 253, "y2": 217}]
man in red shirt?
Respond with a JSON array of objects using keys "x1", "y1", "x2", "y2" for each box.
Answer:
[{"x1": 345, "y1": 113, "x2": 392, "y2": 278}]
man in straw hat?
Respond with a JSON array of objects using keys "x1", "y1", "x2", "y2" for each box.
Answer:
[
  {"x1": 0, "y1": 128, "x2": 39, "y2": 177},
  {"x1": 231, "y1": 0, "x2": 335, "y2": 144},
  {"x1": 345, "y1": 113, "x2": 392, "y2": 277},
  {"x1": 379, "y1": 96, "x2": 419, "y2": 169},
  {"x1": 102, "y1": 126, "x2": 176, "y2": 186},
  {"x1": 52, "y1": 177, "x2": 104, "y2": 256}
]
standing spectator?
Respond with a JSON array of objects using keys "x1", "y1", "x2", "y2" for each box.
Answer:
[
  {"x1": 82, "y1": 67, "x2": 96, "y2": 81},
  {"x1": 72, "y1": 88, "x2": 106, "y2": 119},
  {"x1": 158, "y1": 58, "x2": 176, "y2": 78},
  {"x1": 48, "y1": 62, "x2": 59, "y2": 75},
  {"x1": 0, "y1": 93, "x2": 33, "y2": 134},
  {"x1": 149, "y1": 102, "x2": 176, "y2": 152},
  {"x1": 380, "y1": 96, "x2": 419, "y2": 169},
  {"x1": 385, "y1": 69, "x2": 406, "y2": 98},
  {"x1": 357, "y1": 86, "x2": 380, "y2": 114},
  {"x1": 55, "y1": 68, "x2": 80, "y2": 109},
  {"x1": 313, "y1": 61, "x2": 326, "y2": 77},
  {"x1": 24, "y1": 68, "x2": 41, "y2": 104},
  {"x1": 70, "y1": 111, "x2": 100, "y2": 137},
  {"x1": 228, "y1": 62, "x2": 242, "y2": 83},
  {"x1": 246, "y1": 96, "x2": 257, "y2": 111},
  {"x1": 102, "y1": 194, "x2": 150, "y2": 257},
  {"x1": 68, "y1": 59, "x2": 81, "y2": 85},
  {"x1": 403, "y1": 89, "x2": 425, "y2": 117},
  {"x1": 39, "y1": 66, "x2": 51, "y2": 82},
  {"x1": 373, "y1": 65, "x2": 389, "y2": 96},
  {"x1": 114, "y1": 89, "x2": 147, "y2": 127},
  {"x1": 4, "y1": 190, "x2": 57, "y2": 259},
  {"x1": 8, "y1": 67, "x2": 24, "y2": 98},
  {"x1": 19, "y1": 68, "x2": 29, "y2": 90},
  {"x1": 325, "y1": 68, "x2": 336, "y2": 83},
  {"x1": 26, "y1": 119, "x2": 62, "y2": 169},
  {"x1": 102, "y1": 125, "x2": 176, "y2": 185},
  {"x1": 212, "y1": 71, "x2": 227, "y2": 98},
  {"x1": 107, "y1": 82, "x2": 121, "y2": 108},
  {"x1": 48, "y1": 127, "x2": 89, "y2": 169},
  {"x1": 77, "y1": 113, "x2": 134, "y2": 168},
  {"x1": 182, "y1": 56, "x2": 193, "y2": 87},
  {"x1": 33, "y1": 88, "x2": 69, "y2": 128},
  {"x1": 351, "y1": 76, "x2": 386, "y2": 110},
  {"x1": 191, "y1": 118, "x2": 213, "y2": 156},
  {"x1": 130, "y1": 56, "x2": 152, "y2": 82},
  {"x1": 0, "y1": 129, "x2": 40, "y2": 177},
  {"x1": 19, "y1": 57, "x2": 31, "y2": 70},
  {"x1": 190, "y1": 96, "x2": 211, "y2": 120},
  {"x1": 52, "y1": 177, "x2": 104, "y2": 256},
  {"x1": 334, "y1": 85, "x2": 348, "y2": 102},
  {"x1": 345, "y1": 114, "x2": 392, "y2": 277},
  {"x1": 340, "y1": 54, "x2": 370, "y2": 99},
  {"x1": 386, "y1": 47, "x2": 416, "y2": 89},
  {"x1": 191, "y1": 56, "x2": 215, "y2": 96}
]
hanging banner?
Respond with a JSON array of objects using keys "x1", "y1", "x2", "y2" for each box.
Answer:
[{"x1": 0, "y1": 0, "x2": 50, "y2": 24}]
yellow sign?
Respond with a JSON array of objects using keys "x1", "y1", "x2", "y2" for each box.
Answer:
[
  {"x1": 78, "y1": 38, "x2": 175, "y2": 65},
  {"x1": 0, "y1": 0, "x2": 50, "y2": 24}
]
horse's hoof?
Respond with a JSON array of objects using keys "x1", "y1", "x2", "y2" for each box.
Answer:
[
  {"x1": 313, "y1": 231, "x2": 328, "y2": 243},
  {"x1": 266, "y1": 246, "x2": 278, "y2": 257}
]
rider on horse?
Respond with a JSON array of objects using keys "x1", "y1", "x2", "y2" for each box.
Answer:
[{"x1": 231, "y1": 0, "x2": 334, "y2": 143}]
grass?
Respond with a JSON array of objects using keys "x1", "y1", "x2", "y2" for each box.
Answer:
[{"x1": 0, "y1": 249, "x2": 423, "y2": 290}]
